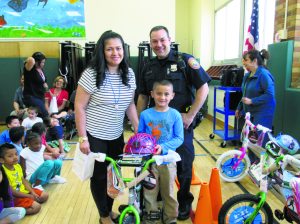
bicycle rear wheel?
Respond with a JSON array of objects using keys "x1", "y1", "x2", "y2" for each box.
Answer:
[
  {"x1": 216, "y1": 150, "x2": 250, "y2": 182},
  {"x1": 218, "y1": 193, "x2": 273, "y2": 224}
]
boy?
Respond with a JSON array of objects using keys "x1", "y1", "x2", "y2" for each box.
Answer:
[
  {"x1": 138, "y1": 80, "x2": 184, "y2": 224},
  {"x1": 9, "y1": 126, "x2": 25, "y2": 160},
  {"x1": 21, "y1": 107, "x2": 43, "y2": 131},
  {"x1": 44, "y1": 116, "x2": 69, "y2": 156},
  {"x1": 0, "y1": 116, "x2": 20, "y2": 145},
  {"x1": 0, "y1": 143, "x2": 48, "y2": 215}
]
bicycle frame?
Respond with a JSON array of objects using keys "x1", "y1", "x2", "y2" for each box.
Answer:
[
  {"x1": 245, "y1": 153, "x2": 284, "y2": 223},
  {"x1": 105, "y1": 156, "x2": 156, "y2": 224},
  {"x1": 233, "y1": 112, "x2": 271, "y2": 169}
]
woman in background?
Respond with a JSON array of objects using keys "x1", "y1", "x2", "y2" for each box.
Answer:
[
  {"x1": 23, "y1": 52, "x2": 49, "y2": 119},
  {"x1": 236, "y1": 49, "x2": 276, "y2": 161},
  {"x1": 45, "y1": 76, "x2": 69, "y2": 115},
  {"x1": 75, "y1": 30, "x2": 138, "y2": 224}
]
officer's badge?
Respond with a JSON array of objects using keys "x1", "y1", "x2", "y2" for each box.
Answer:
[
  {"x1": 188, "y1": 58, "x2": 200, "y2": 69},
  {"x1": 170, "y1": 64, "x2": 177, "y2": 72}
]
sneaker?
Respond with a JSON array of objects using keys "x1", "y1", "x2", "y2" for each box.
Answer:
[
  {"x1": 58, "y1": 153, "x2": 66, "y2": 159},
  {"x1": 33, "y1": 184, "x2": 44, "y2": 191},
  {"x1": 49, "y1": 175, "x2": 67, "y2": 184}
]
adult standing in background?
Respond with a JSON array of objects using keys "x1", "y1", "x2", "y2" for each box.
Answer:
[
  {"x1": 23, "y1": 52, "x2": 49, "y2": 118},
  {"x1": 137, "y1": 25, "x2": 211, "y2": 221},
  {"x1": 75, "y1": 30, "x2": 138, "y2": 224},
  {"x1": 236, "y1": 49, "x2": 275, "y2": 162},
  {"x1": 236, "y1": 49, "x2": 275, "y2": 130}
]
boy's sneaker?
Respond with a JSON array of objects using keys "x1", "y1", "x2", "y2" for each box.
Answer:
[
  {"x1": 33, "y1": 184, "x2": 44, "y2": 191},
  {"x1": 49, "y1": 175, "x2": 67, "y2": 184}
]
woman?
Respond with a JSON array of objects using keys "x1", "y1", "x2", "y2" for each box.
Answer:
[
  {"x1": 75, "y1": 31, "x2": 138, "y2": 224},
  {"x1": 236, "y1": 49, "x2": 276, "y2": 129},
  {"x1": 23, "y1": 52, "x2": 49, "y2": 119},
  {"x1": 236, "y1": 49, "x2": 276, "y2": 162},
  {"x1": 45, "y1": 76, "x2": 69, "y2": 114}
]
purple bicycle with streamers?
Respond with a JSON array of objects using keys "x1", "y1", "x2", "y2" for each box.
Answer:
[{"x1": 216, "y1": 112, "x2": 272, "y2": 182}]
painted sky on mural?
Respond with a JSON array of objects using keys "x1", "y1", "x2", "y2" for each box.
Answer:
[{"x1": 0, "y1": 0, "x2": 85, "y2": 37}]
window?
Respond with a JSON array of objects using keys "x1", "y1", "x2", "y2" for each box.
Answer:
[
  {"x1": 214, "y1": 0, "x2": 276, "y2": 64},
  {"x1": 214, "y1": 0, "x2": 241, "y2": 62}
]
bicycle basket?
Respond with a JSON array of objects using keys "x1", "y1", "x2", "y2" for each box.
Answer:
[{"x1": 124, "y1": 133, "x2": 156, "y2": 154}]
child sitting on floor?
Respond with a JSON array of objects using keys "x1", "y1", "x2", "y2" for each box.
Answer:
[
  {"x1": 9, "y1": 126, "x2": 25, "y2": 161},
  {"x1": 0, "y1": 166, "x2": 26, "y2": 223},
  {"x1": 0, "y1": 143, "x2": 48, "y2": 215},
  {"x1": 20, "y1": 132, "x2": 66, "y2": 190},
  {"x1": 43, "y1": 116, "x2": 70, "y2": 156},
  {"x1": 31, "y1": 122, "x2": 61, "y2": 160},
  {"x1": 21, "y1": 107, "x2": 43, "y2": 131},
  {"x1": 0, "y1": 116, "x2": 20, "y2": 145}
]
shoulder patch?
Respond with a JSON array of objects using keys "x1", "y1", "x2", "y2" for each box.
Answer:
[{"x1": 188, "y1": 58, "x2": 200, "y2": 69}]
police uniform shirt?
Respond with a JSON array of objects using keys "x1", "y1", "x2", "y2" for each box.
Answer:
[{"x1": 138, "y1": 50, "x2": 211, "y2": 112}]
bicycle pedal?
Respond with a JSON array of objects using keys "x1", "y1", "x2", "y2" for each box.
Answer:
[
  {"x1": 274, "y1": 209, "x2": 284, "y2": 220},
  {"x1": 145, "y1": 210, "x2": 161, "y2": 221}
]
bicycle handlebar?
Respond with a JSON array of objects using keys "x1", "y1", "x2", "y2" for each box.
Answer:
[{"x1": 244, "y1": 112, "x2": 272, "y2": 133}]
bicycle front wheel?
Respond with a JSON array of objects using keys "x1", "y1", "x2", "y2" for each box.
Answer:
[
  {"x1": 218, "y1": 194, "x2": 273, "y2": 224},
  {"x1": 216, "y1": 150, "x2": 250, "y2": 182}
]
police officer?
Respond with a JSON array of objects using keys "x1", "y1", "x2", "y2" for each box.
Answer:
[{"x1": 137, "y1": 25, "x2": 211, "y2": 221}]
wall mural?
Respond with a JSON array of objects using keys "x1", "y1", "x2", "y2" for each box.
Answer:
[{"x1": 0, "y1": 0, "x2": 85, "y2": 38}]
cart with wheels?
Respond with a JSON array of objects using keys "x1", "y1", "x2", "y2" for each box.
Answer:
[{"x1": 209, "y1": 86, "x2": 242, "y2": 147}]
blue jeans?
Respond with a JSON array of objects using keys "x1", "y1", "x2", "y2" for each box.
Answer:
[
  {"x1": 23, "y1": 95, "x2": 48, "y2": 118},
  {"x1": 29, "y1": 160, "x2": 62, "y2": 185}
]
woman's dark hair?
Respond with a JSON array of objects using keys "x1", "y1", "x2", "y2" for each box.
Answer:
[
  {"x1": 243, "y1": 49, "x2": 270, "y2": 67},
  {"x1": 32, "y1": 51, "x2": 46, "y2": 67},
  {"x1": 88, "y1": 30, "x2": 130, "y2": 88}
]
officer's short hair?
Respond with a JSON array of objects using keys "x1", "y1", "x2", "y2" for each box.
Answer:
[
  {"x1": 149, "y1": 26, "x2": 169, "y2": 38},
  {"x1": 152, "y1": 80, "x2": 173, "y2": 91}
]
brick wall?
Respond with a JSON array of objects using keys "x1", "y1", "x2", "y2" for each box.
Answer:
[{"x1": 275, "y1": 0, "x2": 300, "y2": 87}]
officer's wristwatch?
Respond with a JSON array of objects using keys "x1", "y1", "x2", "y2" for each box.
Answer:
[{"x1": 78, "y1": 136, "x2": 88, "y2": 143}]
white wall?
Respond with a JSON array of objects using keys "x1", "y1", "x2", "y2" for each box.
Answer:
[{"x1": 76, "y1": 0, "x2": 175, "y2": 56}]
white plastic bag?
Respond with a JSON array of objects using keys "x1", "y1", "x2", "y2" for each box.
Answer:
[
  {"x1": 72, "y1": 143, "x2": 106, "y2": 181},
  {"x1": 49, "y1": 96, "x2": 58, "y2": 114}
]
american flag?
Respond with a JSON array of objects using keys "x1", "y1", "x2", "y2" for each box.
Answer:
[{"x1": 243, "y1": 0, "x2": 259, "y2": 53}]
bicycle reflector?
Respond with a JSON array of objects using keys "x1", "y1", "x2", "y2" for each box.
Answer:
[
  {"x1": 124, "y1": 133, "x2": 157, "y2": 154},
  {"x1": 275, "y1": 134, "x2": 300, "y2": 155}
]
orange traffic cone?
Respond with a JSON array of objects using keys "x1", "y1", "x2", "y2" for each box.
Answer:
[
  {"x1": 194, "y1": 182, "x2": 213, "y2": 224},
  {"x1": 191, "y1": 166, "x2": 201, "y2": 185},
  {"x1": 209, "y1": 167, "x2": 222, "y2": 222}
]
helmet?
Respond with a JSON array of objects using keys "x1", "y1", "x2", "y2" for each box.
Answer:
[
  {"x1": 143, "y1": 170, "x2": 156, "y2": 190},
  {"x1": 125, "y1": 133, "x2": 156, "y2": 154},
  {"x1": 275, "y1": 134, "x2": 299, "y2": 155}
]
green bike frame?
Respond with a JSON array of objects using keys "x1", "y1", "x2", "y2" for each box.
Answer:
[{"x1": 105, "y1": 156, "x2": 156, "y2": 224}]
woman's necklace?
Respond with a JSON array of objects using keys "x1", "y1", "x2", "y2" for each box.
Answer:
[{"x1": 107, "y1": 73, "x2": 120, "y2": 110}]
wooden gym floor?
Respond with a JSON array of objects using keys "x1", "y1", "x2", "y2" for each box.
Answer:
[{"x1": 13, "y1": 118, "x2": 290, "y2": 224}]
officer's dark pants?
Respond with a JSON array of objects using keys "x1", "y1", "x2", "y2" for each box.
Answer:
[{"x1": 176, "y1": 128, "x2": 195, "y2": 211}]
